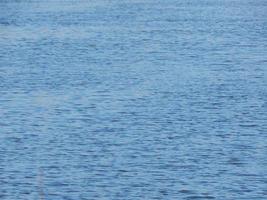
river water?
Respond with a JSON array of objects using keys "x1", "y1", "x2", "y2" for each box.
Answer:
[{"x1": 0, "y1": 0, "x2": 266, "y2": 199}]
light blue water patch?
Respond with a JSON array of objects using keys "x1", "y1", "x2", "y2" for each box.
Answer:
[{"x1": 0, "y1": 0, "x2": 267, "y2": 199}]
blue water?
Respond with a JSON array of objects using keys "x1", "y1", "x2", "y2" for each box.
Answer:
[{"x1": 0, "y1": 0, "x2": 267, "y2": 199}]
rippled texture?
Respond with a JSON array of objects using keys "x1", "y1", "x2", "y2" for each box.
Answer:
[{"x1": 0, "y1": 0, "x2": 267, "y2": 199}]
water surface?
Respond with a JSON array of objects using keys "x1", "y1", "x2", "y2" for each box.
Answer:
[{"x1": 0, "y1": 0, "x2": 267, "y2": 199}]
